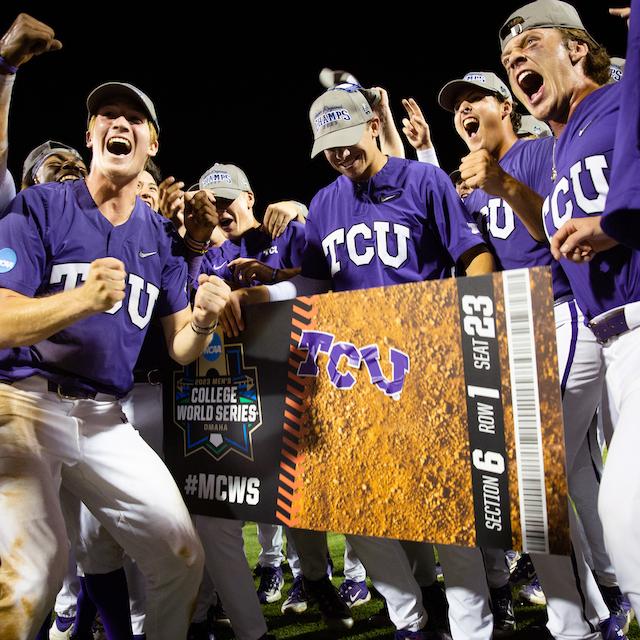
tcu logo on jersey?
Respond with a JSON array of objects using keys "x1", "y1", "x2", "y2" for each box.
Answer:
[
  {"x1": 480, "y1": 199, "x2": 515, "y2": 240},
  {"x1": 322, "y1": 221, "x2": 410, "y2": 275},
  {"x1": 50, "y1": 263, "x2": 159, "y2": 329},
  {"x1": 543, "y1": 154, "x2": 609, "y2": 232},
  {"x1": 296, "y1": 330, "x2": 410, "y2": 400}
]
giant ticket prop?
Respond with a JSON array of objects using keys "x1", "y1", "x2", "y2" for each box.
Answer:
[{"x1": 164, "y1": 268, "x2": 569, "y2": 553}]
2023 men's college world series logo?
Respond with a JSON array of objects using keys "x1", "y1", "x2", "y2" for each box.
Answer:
[{"x1": 173, "y1": 330, "x2": 263, "y2": 462}]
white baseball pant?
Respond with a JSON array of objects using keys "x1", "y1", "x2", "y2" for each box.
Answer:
[{"x1": 0, "y1": 377, "x2": 203, "y2": 640}]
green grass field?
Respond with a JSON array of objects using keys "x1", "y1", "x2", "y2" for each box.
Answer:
[{"x1": 206, "y1": 525, "x2": 640, "y2": 639}]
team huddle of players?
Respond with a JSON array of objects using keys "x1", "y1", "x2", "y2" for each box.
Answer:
[{"x1": 0, "y1": 1, "x2": 639, "y2": 640}]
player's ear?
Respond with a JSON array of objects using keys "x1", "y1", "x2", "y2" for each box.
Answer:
[
  {"x1": 85, "y1": 129, "x2": 93, "y2": 149},
  {"x1": 567, "y1": 39, "x2": 589, "y2": 65},
  {"x1": 368, "y1": 116, "x2": 381, "y2": 138},
  {"x1": 147, "y1": 139, "x2": 159, "y2": 158},
  {"x1": 501, "y1": 99, "x2": 513, "y2": 119},
  {"x1": 244, "y1": 191, "x2": 255, "y2": 208}
]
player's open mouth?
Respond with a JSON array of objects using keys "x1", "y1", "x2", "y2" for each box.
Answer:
[
  {"x1": 517, "y1": 70, "x2": 544, "y2": 105},
  {"x1": 106, "y1": 136, "x2": 132, "y2": 155},
  {"x1": 58, "y1": 173, "x2": 82, "y2": 183},
  {"x1": 463, "y1": 117, "x2": 480, "y2": 139}
]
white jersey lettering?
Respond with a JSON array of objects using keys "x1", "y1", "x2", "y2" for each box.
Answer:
[
  {"x1": 322, "y1": 222, "x2": 411, "y2": 274},
  {"x1": 480, "y1": 199, "x2": 515, "y2": 240}
]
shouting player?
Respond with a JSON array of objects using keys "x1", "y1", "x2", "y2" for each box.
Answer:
[
  {"x1": 499, "y1": 0, "x2": 640, "y2": 625},
  {"x1": 438, "y1": 68, "x2": 626, "y2": 639},
  {"x1": 0, "y1": 81, "x2": 230, "y2": 640}
]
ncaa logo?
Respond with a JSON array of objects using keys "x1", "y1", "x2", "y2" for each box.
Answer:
[
  {"x1": 0, "y1": 248, "x2": 17, "y2": 273},
  {"x1": 203, "y1": 332, "x2": 223, "y2": 362}
]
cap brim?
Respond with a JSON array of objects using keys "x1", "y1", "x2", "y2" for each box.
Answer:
[
  {"x1": 87, "y1": 83, "x2": 156, "y2": 130},
  {"x1": 438, "y1": 80, "x2": 495, "y2": 112},
  {"x1": 310, "y1": 122, "x2": 367, "y2": 158},
  {"x1": 200, "y1": 187, "x2": 242, "y2": 201}
]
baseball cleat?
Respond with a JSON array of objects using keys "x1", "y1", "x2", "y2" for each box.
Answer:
[
  {"x1": 394, "y1": 628, "x2": 443, "y2": 639},
  {"x1": 304, "y1": 576, "x2": 354, "y2": 629},
  {"x1": 186, "y1": 620, "x2": 213, "y2": 640},
  {"x1": 338, "y1": 578, "x2": 372, "y2": 608},
  {"x1": 505, "y1": 550, "x2": 521, "y2": 574},
  {"x1": 509, "y1": 553, "x2": 537, "y2": 587},
  {"x1": 599, "y1": 584, "x2": 634, "y2": 633},
  {"x1": 490, "y1": 584, "x2": 516, "y2": 637},
  {"x1": 48, "y1": 617, "x2": 74, "y2": 640},
  {"x1": 257, "y1": 566, "x2": 285, "y2": 604},
  {"x1": 599, "y1": 613, "x2": 629, "y2": 640},
  {"x1": 281, "y1": 576, "x2": 308, "y2": 614},
  {"x1": 518, "y1": 577, "x2": 546, "y2": 606},
  {"x1": 209, "y1": 598, "x2": 231, "y2": 627},
  {"x1": 421, "y1": 580, "x2": 450, "y2": 635}
]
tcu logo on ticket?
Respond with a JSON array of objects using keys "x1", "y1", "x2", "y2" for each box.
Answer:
[
  {"x1": 50, "y1": 263, "x2": 158, "y2": 329},
  {"x1": 296, "y1": 330, "x2": 410, "y2": 400}
]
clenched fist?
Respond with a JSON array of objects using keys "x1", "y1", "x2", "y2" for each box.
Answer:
[
  {"x1": 193, "y1": 274, "x2": 231, "y2": 327},
  {"x1": 82, "y1": 257, "x2": 126, "y2": 313},
  {"x1": 0, "y1": 14, "x2": 62, "y2": 69}
]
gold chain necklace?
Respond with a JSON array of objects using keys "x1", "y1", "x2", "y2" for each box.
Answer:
[{"x1": 551, "y1": 136, "x2": 557, "y2": 182}]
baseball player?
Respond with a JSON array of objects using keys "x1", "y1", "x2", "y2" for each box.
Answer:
[
  {"x1": 499, "y1": 0, "x2": 640, "y2": 625},
  {"x1": 182, "y1": 162, "x2": 306, "y2": 640},
  {"x1": 550, "y1": 7, "x2": 635, "y2": 255},
  {"x1": 20, "y1": 141, "x2": 87, "y2": 190},
  {"x1": 265, "y1": 83, "x2": 496, "y2": 640},
  {"x1": 437, "y1": 67, "x2": 627, "y2": 639},
  {"x1": 0, "y1": 81, "x2": 232, "y2": 640}
]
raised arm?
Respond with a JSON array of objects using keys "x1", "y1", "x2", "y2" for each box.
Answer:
[
  {"x1": 160, "y1": 273, "x2": 230, "y2": 364},
  {"x1": 401, "y1": 98, "x2": 440, "y2": 166},
  {"x1": 373, "y1": 87, "x2": 406, "y2": 159},
  {"x1": 0, "y1": 14, "x2": 62, "y2": 207},
  {"x1": 459, "y1": 149, "x2": 546, "y2": 242}
]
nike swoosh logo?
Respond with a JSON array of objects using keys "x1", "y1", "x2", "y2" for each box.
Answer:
[
  {"x1": 212, "y1": 262, "x2": 228, "y2": 271},
  {"x1": 349, "y1": 593, "x2": 361, "y2": 603},
  {"x1": 578, "y1": 120, "x2": 593, "y2": 136},
  {"x1": 139, "y1": 251, "x2": 157, "y2": 258},
  {"x1": 380, "y1": 194, "x2": 399, "y2": 203}
]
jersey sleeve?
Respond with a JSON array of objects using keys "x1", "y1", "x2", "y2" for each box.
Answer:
[
  {"x1": 426, "y1": 168, "x2": 486, "y2": 263},
  {"x1": 0, "y1": 190, "x2": 48, "y2": 296},
  {"x1": 602, "y1": 0, "x2": 640, "y2": 246},
  {"x1": 281, "y1": 221, "x2": 306, "y2": 269},
  {"x1": 156, "y1": 223, "x2": 189, "y2": 317},
  {"x1": 301, "y1": 202, "x2": 332, "y2": 280}
]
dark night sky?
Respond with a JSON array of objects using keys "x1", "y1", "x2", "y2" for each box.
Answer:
[{"x1": 1, "y1": 2, "x2": 630, "y2": 212}]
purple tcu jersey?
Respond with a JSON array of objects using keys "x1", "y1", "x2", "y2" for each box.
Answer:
[
  {"x1": 0, "y1": 179, "x2": 189, "y2": 396},
  {"x1": 602, "y1": 0, "x2": 640, "y2": 247},
  {"x1": 542, "y1": 82, "x2": 640, "y2": 320},
  {"x1": 201, "y1": 221, "x2": 305, "y2": 285},
  {"x1": 301, "y1": 156, "x2": 485, "y2": 291},
  {"x1": 464, "y1": 138, "x2": 572, "y2": 300}
]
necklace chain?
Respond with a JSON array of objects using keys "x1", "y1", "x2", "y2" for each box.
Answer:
[{"x1": 551, "y1": 137, "x2": 557, "y2": 182}]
